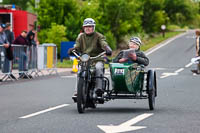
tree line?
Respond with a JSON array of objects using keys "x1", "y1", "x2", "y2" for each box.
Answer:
[{"x1": 1, "y1": 0, "x2": 200, "y2": 55}]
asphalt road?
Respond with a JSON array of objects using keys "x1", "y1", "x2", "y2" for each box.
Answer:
[{"x1": 0, "y1": 30, "x2": 200, "y2": 133}]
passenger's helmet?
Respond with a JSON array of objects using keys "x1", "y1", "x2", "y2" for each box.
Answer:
[
  {"x1": 130, "y1": 37, "x2": 142, "y2": 46},
  {"x1": 83, "y1": 18, "x2": 96, "y2": 27}
]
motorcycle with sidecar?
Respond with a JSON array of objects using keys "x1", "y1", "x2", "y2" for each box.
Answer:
[{"x1": 71, "y1": 50, "x2": 157, "y2": 113}]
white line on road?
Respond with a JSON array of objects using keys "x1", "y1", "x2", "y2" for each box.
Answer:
[
  {"x1": 61, "y1": 75, "x2": 76, "y2": 78},
  {"x1": 19, "y1": 104, "x2": 69, "y2": 119},
  {"x1": 185, "y1": 62, "x2": 193, "y2": 68},
  {"x1": 175, "y1": 68, "x2": 184, "y2": 73}
]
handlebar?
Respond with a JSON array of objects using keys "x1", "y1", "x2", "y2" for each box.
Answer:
[
  {"x1": 72, "y1": 50, "x2": 106, "y2": 60},
  {"x1": 90, "y1": 51, "x2": 106, "y2": 59}
]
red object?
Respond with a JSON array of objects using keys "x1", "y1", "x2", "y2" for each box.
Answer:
[{"x1": 0, "y1": 8, "x2": 37, "y2": 38}]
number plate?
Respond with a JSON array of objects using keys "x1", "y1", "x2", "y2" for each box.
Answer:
[{"x1": 115, "y1": 68, "x2": 124, "y2": 75}]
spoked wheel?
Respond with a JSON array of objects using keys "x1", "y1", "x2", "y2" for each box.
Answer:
[
  {"x1": 147, "y1": 70, "x2": 157, "y2": 110},
  {"x1": 77, "y1": 78, "x2": 87, "y2": 113}
]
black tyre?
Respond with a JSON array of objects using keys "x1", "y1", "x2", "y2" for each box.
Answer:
[
  {"x1": 77, "y1": 78, "x2": 87, "y2": 113},
  {"x1": 147, "y1": 70, "x2": 156, "y2": 110}
]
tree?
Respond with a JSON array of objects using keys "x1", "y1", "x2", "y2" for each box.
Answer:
[
  {"x1": 2, "y1": 0, "x2": 31, "y2": 10},
  {"x1": 39, "y1": 23, "x2": 68, "y2": 57},
  {"x1": 142, "y1": 0, "x2": 168, "y2": 33},
  {"x1": 97, "y1": 0, "x2": 142, "y2": 48},
  {"x1": 164, "y1": 0, "x2": 196, "y2": 26}
]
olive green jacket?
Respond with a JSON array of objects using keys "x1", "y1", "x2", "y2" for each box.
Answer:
[{"x1": 74, "y1": 32, "x2": 108, "y2": 57}]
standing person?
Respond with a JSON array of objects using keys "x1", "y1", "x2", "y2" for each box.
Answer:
[
  {"x1": 13, "y1": 30, "x2": 30, "y2": 79},
  {"x1": 191, "y1": 30, "x2": 200, "y2": 74},
  {"x1": 5, "y1": 23, "x2": 14, "y2": 44},
  {"x1": 26, "y1": 30, "x2": 37, "y2": 69},
  {"x1": 0, "y1": 23, "x2": 11, "y2": 81},
  {"x1": 68, "y1": 18, "x2": 112, "y2": 99},
  {"x1": 4, "y1": 22, "x2": 16, "y2": 79}
]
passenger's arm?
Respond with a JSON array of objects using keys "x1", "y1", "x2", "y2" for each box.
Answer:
[{"x1": 136, "y1": 52, "x2": 149, "y2": 66}]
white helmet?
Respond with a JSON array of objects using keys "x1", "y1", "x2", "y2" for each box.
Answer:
[
  {"x1": 130, "y1": 37, "x2": 142, "y2": 46},
  {"x1": 83, "y1": 18, "x2": 96, "y2": 27}
]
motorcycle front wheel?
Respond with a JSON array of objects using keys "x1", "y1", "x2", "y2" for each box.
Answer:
[{"x1": 77, "y1": 78, "x2": 87, "y2": 113}]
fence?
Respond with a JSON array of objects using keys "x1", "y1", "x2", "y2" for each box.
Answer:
[{"x1": 0, "y1": 44, "x2": 57, "y2": 82}]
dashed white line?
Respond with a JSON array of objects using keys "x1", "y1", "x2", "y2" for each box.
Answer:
[
  {"x1": 61, "y1": 75, "x2": 76, "y2": 78},
  {"x1": 20, "y1": 104, "x2": 69, "y2": 119},
  {"x1": 185, "y1": 62, "x2": 193, "y2": 68},
  {"x1": 175, "y1": 68, "x2": 184, "y2": 73}
]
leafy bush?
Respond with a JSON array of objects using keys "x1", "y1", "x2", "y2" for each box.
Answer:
[
  {"x1": 38, "y1": 23, "x2": 68, "y2": 57},
  {"x1": 104, "y1": 31, "x2": 117, "y2": 50}
]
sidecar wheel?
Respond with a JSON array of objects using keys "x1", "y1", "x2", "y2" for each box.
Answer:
[
  {"x1": 147, "y1": 70, "x2": 156, "y2": 110},
  {"x1": 77, "y1": 78, "x2": 87, "y2": 113}
]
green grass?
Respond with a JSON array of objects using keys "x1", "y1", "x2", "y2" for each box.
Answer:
[
  {"x1": 57, "y1": 31, "x2": 184, "y2": 68},
  {"x1": 141, "y1": 31, "x2": 183, "y2": 51},
  {"x1": 57, "y1": 59, "x2": 73, "y2": 68}
]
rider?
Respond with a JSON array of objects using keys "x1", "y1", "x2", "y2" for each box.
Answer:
[
  {"x1": 116, "y1": 37, "x2": 149, "y2": 66},
  {"x1": 68, "y1": 18, "x2": 112, "y2": 99}
]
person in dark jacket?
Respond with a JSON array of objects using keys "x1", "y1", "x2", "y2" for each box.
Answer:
[
  {"x1": 5, "y1": 23, "x2": 14, "y2": 44},
  {"x1": 0, "y1": 23, "x2": 11, "y2": 81},
  {"x1": 4, "y1": 23, "x2": 16, "y2": 79},
  {"x1": 13, "y1": 30, "x2": 30, "y2": 79},
  {"x1": 116, "y1": 37, "x2": 149, "y2": 66}
]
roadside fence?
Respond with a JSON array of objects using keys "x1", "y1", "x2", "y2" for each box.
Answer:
[{"x1": 0, "y1": 43, "x2": 57, "y2": 82}]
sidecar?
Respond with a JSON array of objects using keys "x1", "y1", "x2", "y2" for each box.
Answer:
[{"x1": 108, "y1": 62, "x2": 157, "y2": 110}]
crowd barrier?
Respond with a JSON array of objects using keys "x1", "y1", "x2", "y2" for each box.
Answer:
[{"x1": 0, "y1": 44, "x2": 57, "y2": 82}]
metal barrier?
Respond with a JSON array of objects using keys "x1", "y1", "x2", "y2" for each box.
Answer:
[
  {"x1": 0, "y1": 44, "x2": 57, "y2": 82},
  {"x1": 38, "y1": 43, "x2": 57, "y2": 75}
]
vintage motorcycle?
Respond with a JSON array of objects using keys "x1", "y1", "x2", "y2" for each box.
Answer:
[
  {"x1": 72, "y1": 50, "x2": 157, "y2": 113},
  {"x1": 72, "y1": 50, "x2": 109, "y2": 113}
]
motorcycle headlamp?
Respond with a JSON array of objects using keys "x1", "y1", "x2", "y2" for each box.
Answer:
[{"x1": 81, "y1": 54, "x2": 90, "y2": 62}]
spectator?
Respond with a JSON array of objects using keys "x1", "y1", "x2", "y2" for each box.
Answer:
[
  {"x1": 26, "y1": 29, "x2": 37, "y2": 69},
  {"x1": 5, "y1": 23, "x2": 14, "y2": 44},
  {"x1": 0, "y1": 24, "x2": 11, "y2": 81},
  {"x1": 28, "y1": 24, "x2": 39, "y2": 45},
  {"x1": 4, "y1": 23, "x2": 16, "y2": 79},
  {"x1": 13, "y1": 30, "x2": 31, "y2": 79},
  {"x1": 191, "y1": 30, "x2": 200, "y2": 74}
]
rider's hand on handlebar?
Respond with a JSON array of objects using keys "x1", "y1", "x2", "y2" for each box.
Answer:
[
  {"x1": 105, "y1": 45, "x2": 112, "y2": 56},
  {"x1": 68, "y1": 48, "x2": 75, "y2": 56}
]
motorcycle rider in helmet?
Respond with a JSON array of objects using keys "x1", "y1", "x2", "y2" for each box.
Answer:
[{"x1": 69, "y1": 18, "x2": 112, "y2": 101}]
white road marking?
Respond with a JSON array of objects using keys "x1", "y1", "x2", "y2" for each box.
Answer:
[
  {"x1": 149, "y1": 68, "x2": 166, "y2": 70},
  {"x1": 185, "y1": 62, "x2": 193, "y2": 68},
  {"x1": 160, "y1": 72, "x2": 178, "y2": 79},
  {"x1": 19, "y1": 104, "x2": 69, "y2": 119},
  {"x1": 98, "y1": 113, "x2": 153, "y2": 133},
  {"x1": 61, "y1": 75, "x2": 76, "y2": 78},
  {"x1": 175, "y1": 68, "x2": 184, "y2": 73}
]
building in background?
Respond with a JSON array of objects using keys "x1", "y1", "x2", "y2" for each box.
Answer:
[{"x1": 0, "y1": 5, "x2": 37, "y2": 38}]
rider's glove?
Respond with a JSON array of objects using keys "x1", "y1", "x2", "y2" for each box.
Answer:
[
  {"x1": 67, "y1": 48, "x2": 75, "y2": 56},
  {"x1": 105, "y1": 45, "x2": 112, "y2": 56}
]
